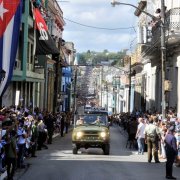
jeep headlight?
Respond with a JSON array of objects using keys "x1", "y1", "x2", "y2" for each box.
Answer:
[
  {"x1": 100, "y1": 132, "x2": 106, "y2": 138},
  {"x1": 76, "y1": 132, "x2": 83, "y2": 138}
]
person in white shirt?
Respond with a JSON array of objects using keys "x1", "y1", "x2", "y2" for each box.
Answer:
[
  {"x1": 136, "y1": 117, "x2": 146, "y2": 155},
  {"x1": 17, "y1": 122, "x2": 27, "y2": 168},
  {"x1": 76, "y1": 117, "x2": 84, "y2": 126}
]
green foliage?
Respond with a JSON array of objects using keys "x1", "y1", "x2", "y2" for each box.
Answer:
[{"x1": 78, "y1": 50, "x2": 127, "y2": 67}]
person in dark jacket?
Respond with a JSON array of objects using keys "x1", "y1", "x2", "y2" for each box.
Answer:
[
  {"x1": 5, "y1": 130, "x2": 17, "y2": 180},
  {"x1": 44, "y1": 113, "x2": 55, "y2": 144},
  {"x1": 165, "y1": 126, "x2": 178, "y2": 179},
  {"x1": 60, "y1": 113, "x2": 65, "y2": 137},
  {"x1": 31, "y1": 120, "x2": 38, "y2": 157}
]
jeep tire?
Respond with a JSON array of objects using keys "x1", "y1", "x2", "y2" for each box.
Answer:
[
  {"x1": 72, "y1": 145, "x2": 78, "y2": 154},
  {"x1": 103, "y1": 144, "x2": 110, "y2": 155}
]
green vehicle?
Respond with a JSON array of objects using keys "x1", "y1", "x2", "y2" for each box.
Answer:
[{"x1": 72, "y1": 113, "x2": 110, "y2": 155}]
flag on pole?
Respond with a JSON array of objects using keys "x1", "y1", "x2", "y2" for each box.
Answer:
[
  {"x1": 33, "y1": 8, "x2": 60, "y2": 55},
  {"x1": 0, "y1": 0, "x2": 23, "y2": 96}
]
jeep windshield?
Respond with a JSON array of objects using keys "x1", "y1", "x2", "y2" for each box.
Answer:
[{"x1": 75, "y1": 114, "x2": 108, "y2": 126}]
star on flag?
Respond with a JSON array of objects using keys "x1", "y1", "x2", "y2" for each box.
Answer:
[
  {"x1": 0, "y1": 1, "x2": 9, "y2": 21},
  {"x1": 0, "y1": 0, "x2": 20, "y2": 37}
]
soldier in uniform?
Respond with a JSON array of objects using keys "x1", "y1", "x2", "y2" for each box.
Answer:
[
  {"x1": 165, "y1": 126, "x2": 178, "y2": 179},
  {"x1": 144, "y1": 117, "x2": 161, "y2": 163}
]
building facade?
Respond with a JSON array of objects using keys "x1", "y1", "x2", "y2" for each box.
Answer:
[
  {"x1": 2, "y1": 0, "x2": 76, "y2": 113},
  {"x1": 134, "y1": 0, "x2": 180, "y2": 114}
]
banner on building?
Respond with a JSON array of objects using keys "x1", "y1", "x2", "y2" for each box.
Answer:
[
  {"x1": 0, "y1": 0, "x2": 23, "y2": 96},
  {"x1": 33, "y1": 8, "x2": 60, "y2": 55}
]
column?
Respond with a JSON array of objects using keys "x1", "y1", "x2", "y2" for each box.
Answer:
[
  {"x1": 32, "y1": 82, "x2": 35, "y2": 112},
  {"x1": 177, "y1": 56, "x2": 180, "y2": 114},
  {"x1": 28, "y1": 82, "x2": 31, "y2": 106},
  {"x1": 151, "y1": 66, "x2": 156, "y2": 111},
  {"x1": 25, "y1": 82, "x2": 27, "y2": 107},
  {"x1": 40, "y1": 82, "x2": 44, "y2": 110},
  {"x1": 37, "y1": 82, "x2": 40, "y2": 108}
]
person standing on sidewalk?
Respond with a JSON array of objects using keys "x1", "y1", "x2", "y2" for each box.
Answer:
[
  {"x1": 31, "y1": 119, "x2": 38, "y2": 157},
  {"x1": 37, "y1": 117, "x2": 48, "y2": 150},
  {"x1": 44, "y1": 112, "x2": 55, "y2": 144},
  {"x1": 60, "y1": 113, "x2": 65, "y2": 137},
  {"x1": 136, "y1": 118, "x2": 146, "y2": 155},
  {"x1": 159, "y1": 121, "x2": 167, "y2": 159},
  {"x1": 17, "y1": 121, "x2": 27, "y2": 168},
  {"x1": 5, "y1": 130, "x2": 17, "y2": 180},
  {"x1": 127, "y1": 117, "x2": 137, "y2": 149},
  {"x1": 65, "y1": 112, "x2": 70, "y2": 134},
  {"x1": 144, "y1": 117, "x2": 161, "y2": 163},
  {"x1": 165, "y1": 126, "x2": 178, "y2": 179}
]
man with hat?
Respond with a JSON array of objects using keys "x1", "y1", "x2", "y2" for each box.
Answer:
[{"x1": 164, "y1": 126, "x2": 178, "y2": 179}]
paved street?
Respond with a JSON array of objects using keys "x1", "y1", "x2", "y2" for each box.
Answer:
[{"x1": 14, "y1": 125, "x2": 180, "y2": 180}]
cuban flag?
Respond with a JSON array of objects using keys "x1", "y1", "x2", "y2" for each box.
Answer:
[{"x1": 0, "y1": 0, "x2": 23, "y2": 96}]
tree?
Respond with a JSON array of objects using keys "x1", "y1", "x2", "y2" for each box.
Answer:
[{"x1": 78, "y1": 50, "x2": 127, "y2": 66}]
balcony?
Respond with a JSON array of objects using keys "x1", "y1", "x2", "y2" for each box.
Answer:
[
  {"x1": 153, "y1": 8, "x2": 180, "y2": 44},
  {"x1": 166, "y1": 8, "x2": 180, "y2": 45},
  {"x1": 142, "y1": 8, "x2": 180, "y2": 57}
]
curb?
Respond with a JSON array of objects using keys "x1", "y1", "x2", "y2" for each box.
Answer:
[{"x1": 1, "y1": 127, "x2": 73, "y2": 180}]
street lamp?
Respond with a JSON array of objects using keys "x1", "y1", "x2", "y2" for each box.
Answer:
[{"x1": 111, "y1": 0, "x2": 166, "y2": 119}]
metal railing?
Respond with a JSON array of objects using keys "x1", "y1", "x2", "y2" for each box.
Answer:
[
  {"x1": 150, "y1": 8, "x2": 180, "y2": 46},
  {"x1": 142, "y1": 8, "x2": 180, "y2": 57}
]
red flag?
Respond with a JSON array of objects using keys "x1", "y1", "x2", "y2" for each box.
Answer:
[{"x1": 33, "y1": 8, "x2": 59, "y2": 55}]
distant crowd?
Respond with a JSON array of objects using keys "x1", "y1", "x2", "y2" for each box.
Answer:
[{"x1": 0, "y1": 106, "x2": 73, "y2": 180}]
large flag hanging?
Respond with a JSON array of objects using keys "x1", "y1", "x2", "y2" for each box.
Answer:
[
  {"x1": 33, "y1": 8, "x2": 60, "y2": 55},
  {"x1": 0, "y1": 0, "x2": 23, "y2": 96}
]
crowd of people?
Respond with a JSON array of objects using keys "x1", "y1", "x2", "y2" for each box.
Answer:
[
  {"x1": 111, "y1": 109, "x2": 180, "y2": 179},
  {"x1": 1, "y1": 105, "x2": 180, "y2": 179},
  {"x1": 0, "y1": 106, "x2": 72, "y2": 180}
]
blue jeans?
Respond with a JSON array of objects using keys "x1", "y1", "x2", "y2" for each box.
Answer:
[
  {"x1": 137, "y1": 137, "x2": 145, "y2": 154},
  {"x1": 17, "y1": 143, "x2": 25, "y2": 168}
]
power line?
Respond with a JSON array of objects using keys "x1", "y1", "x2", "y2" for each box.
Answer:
[{"x1": 63, "y1": 17, "x2": 136, "y2": 30}]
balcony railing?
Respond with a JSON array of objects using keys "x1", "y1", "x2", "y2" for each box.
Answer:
[
  {"x1": 166, "y1": 8, "x2": 180, "y2": 30},
  {"x1": 141, "y1": 8, "x2": 180, "y2": 57},
  {"x1": 150, "y1": 8, "x2": 180, "y2": 46}
]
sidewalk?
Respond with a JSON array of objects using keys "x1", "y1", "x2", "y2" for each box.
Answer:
[{"x1": 0, "y1": 126, "x2": 73, "y2": 180}]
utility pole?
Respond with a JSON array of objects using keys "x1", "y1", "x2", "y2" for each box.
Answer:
[
  {"x1": 101, "y1": 66, "x2": 103, "y2": 107},
  {"x1": 73, "y1": 66, "x2": 78, "y2": 126},
  {"x1": 128, "y1": 57, "x2": 131, "y2": 113},
  {"x1": 53, "y1": 54, "x2": 60, "y2": 113},
  {"x1": 106, "y1": 81, "x2": 108, "y2": 112},
  {"x1": 160, "y1": 0, "x2": 166, "y2": 119}
]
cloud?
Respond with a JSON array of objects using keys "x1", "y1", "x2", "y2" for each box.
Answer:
[{"x1": 60, "y1": 0, "x2": 138, "y2": 53}]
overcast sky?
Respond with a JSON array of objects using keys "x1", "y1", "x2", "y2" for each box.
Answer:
[{"x1": 59, "y1": 0, "x2": 138, "y2": 53}]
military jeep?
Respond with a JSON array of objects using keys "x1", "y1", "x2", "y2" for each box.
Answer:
[{"x1": 72, "y1": 114, "x2": 110, "y2": 155}]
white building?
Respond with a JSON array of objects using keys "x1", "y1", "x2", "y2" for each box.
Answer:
[{"x1": 135, "y1": 0, "x2": 180, "y2": 113}]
